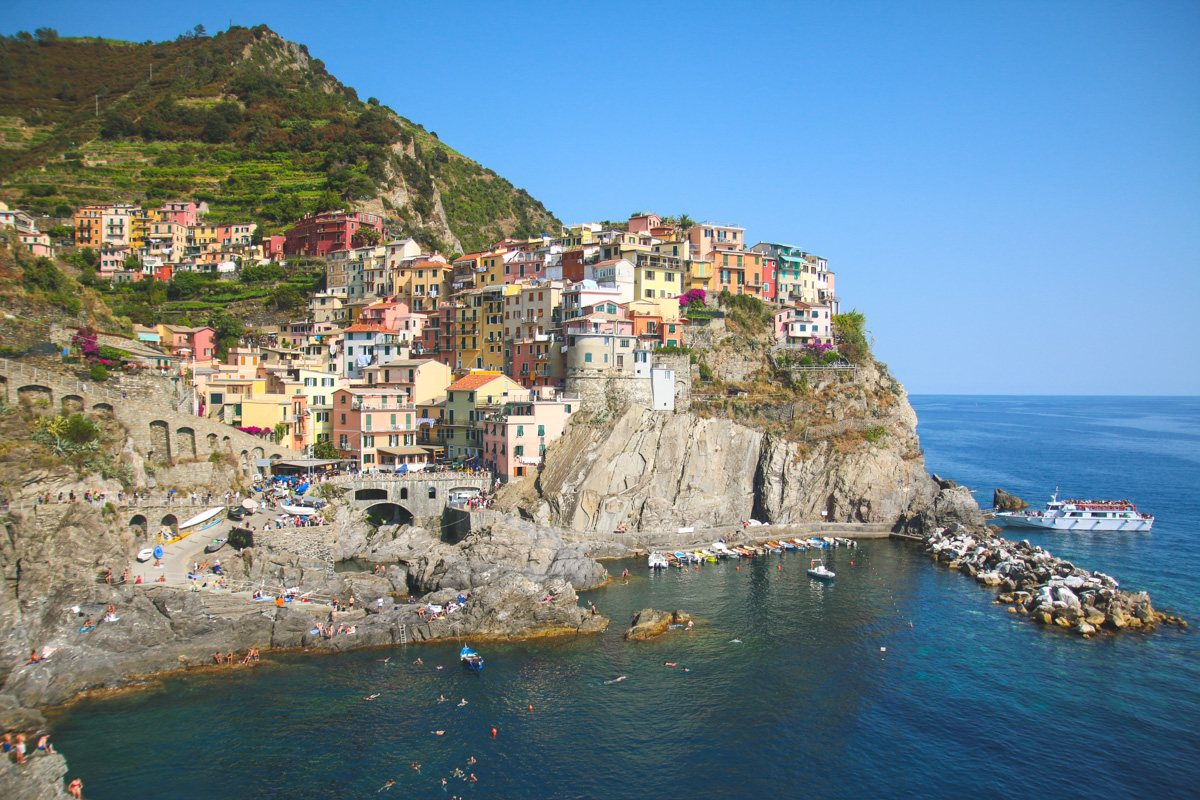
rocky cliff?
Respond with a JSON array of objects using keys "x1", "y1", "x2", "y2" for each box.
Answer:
[{"x1": 509, "y1": 361, "x2": 936, "y2": 536}]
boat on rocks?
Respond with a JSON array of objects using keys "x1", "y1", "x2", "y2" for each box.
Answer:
[
  {"x1": 995, "y1": 491, "x2": 1154, "y2": 531},
  {"x1": 460, "y1": 646, "x2": 483, "y2": 671},
  {"x1": 648, "y1": 552, "x2": 669, "y2": 570},
  {"x1": 807, "y1": 559, "x2": 836, "y2": 579}
]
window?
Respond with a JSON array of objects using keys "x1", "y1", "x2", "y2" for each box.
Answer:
[
  {"x1": 364, "y1": 435, "x2": 374, "y2": 446},
  {"x1": 340, "y1": 395, "x2": 346, "y2": 404},
  {"x1": 537, "y1": 425, "x2": 545, "y2": 437},
  {"x1": 428, "y1": 487, "x2": 437, "y2": 499},
  {"x1": 514, "y1": 445, "x2": 524, "y2": 457},
  {"x1": 645, "y1": 270, "x2": 655, "y2": 280},
  {"x1": 340, "y1": 413, "x2": 346, "y2": 424},
  {"x1": 619, "y1": 338, "x2": 630, "y2": 348},
  {"x1": 584, "y1": 353, "x2": 592, "y2": 363}
]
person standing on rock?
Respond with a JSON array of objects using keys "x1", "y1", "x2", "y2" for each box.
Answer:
[{"x1": 68, "y1": 778, "x2": 82, "y2": 798}]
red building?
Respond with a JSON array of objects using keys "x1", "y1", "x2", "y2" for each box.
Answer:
[
  {"x1": 283, "y1": 211, "x2": 384, "y2": 257},
  {"x1": 151, "y1": 263, "x2": 174, "y2": 282}
]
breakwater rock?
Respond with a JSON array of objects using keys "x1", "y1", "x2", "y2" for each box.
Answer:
[
  {"x1": 624, "y1": 608, "x2": 691, "y2": 640},
  {"x1": 925, "y1": 525, "x2": 1185, "y2": 635},
  {"x1": 993, "y1": 489, "x2": 1028, "y2": 511}
]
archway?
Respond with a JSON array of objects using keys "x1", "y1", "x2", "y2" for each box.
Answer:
[
  {"x1": 149, "y1": 420, "x2": 171, "y2": 462},
  {"x1": 364, "y1": 502, "x2": 413, "y2": 526},
  {"x1": 175, "y1": 427, "x2": 197, "y2": 458},
  {"x1": 207, "y1": 433, "x2": 218, "y2": 451},
  {"x1": 354, "y1": 487, "x2": 388, "y2": 502},
  {"x1": 240, "y1": 450, "x2": 249, "y2": 470},
  {"x1": 17, "y1": 385, "x2": 52, "y2": 407},
  {"x1": 62, "y1": 394, "x2": 84, "y2": 415},
  {"x1": 160, "y1": 514, "x2": 178, "y2": 534},
  {"x1": 0, "y1": 375, "x2": 7, "y2": 404},
  {"x1": 129, "y1": 514, "x2": 148, "y2": 536},
  {"x1": 92, "y1": 402, "x2": 113, "y2": 417},
  {"x1": 251, "y1": 446, "x2": 265, "y2": 462}
]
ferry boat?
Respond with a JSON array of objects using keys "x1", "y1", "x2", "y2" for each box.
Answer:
[{"x1": 995, "y1": 491, "x2": 1154, "y2": 532}]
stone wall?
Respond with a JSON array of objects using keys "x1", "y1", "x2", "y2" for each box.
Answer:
[{"x1": 565, "y1": 353, "x2": 692, "y2": 415}]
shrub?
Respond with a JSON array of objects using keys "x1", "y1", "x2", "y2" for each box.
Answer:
[
  {"x1": 64, "y1": 413, "x2": 99, "y2": 444},
  {"x1": 863, "y1": 426, "x2": 887, "y2": 444},
  {"x1": 89, "y1": 364, "x2": 108, "y2": 382}
]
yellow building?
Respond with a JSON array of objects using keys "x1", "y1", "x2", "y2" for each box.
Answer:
[
  {"x1": 362, "y1": 358, "x2": 452, "y2": 406},
  {"x1": 633, "y1": 251, "x2": 684, "y2": 301},
  {"x1": 240, "y1": 392, "x2": 308, "y2": 451},
  {"x1": 481, "y1": 284, "x2": 508, "y2": 371},
  {"x1": 455, "y1": 290, "x2": 484, "y2": 372}
]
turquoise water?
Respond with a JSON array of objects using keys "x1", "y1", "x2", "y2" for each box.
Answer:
[{"x1": 48, "y1": 397, "x2": 1200, "y2": 799}]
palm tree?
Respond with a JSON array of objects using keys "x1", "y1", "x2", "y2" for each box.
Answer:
[{"x1": 677, "y1": 214, "x2": 696, "y2": 232}]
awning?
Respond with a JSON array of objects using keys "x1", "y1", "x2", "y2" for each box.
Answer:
[{"x1": 376, "y1": 446, "x2": 432, "y2": 457}]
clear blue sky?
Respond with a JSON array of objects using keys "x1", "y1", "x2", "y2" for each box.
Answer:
[{"x1": 8, "y1": 1, "x2": 1199, "y2": 394}]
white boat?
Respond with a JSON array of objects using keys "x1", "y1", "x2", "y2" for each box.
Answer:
[
  {"x1": 996, "y1": 491, "x2": 1153, "y2": 532},
  {"x1": 179, "y1": 507, "x2": 224, "y2": 529},
  {"x1": 136, "y1": 548, "x2": 154, "y2": 562},
  {"x1": 807, "y1": 559, "x2": 835, "y2": 579},
  {"x1": 241, "y1": 498, "x2": 258, "y2": 511},
  {"x1": 648, "y1": 552, "x2": 669, "y2": 570},
  {"x1": 281, "y1": 504, "x2": 317, "y2": 516}
]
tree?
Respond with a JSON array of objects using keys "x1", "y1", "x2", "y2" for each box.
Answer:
[
  {"x1": 167, "y1": 271, "x2": 207, "y2": 300},
  {"x1": 202, "y1": 113, "x2": 231, "y2": 143},
  {"x1": 355, "y1": 226, "x2": 380, "y2": 246},
  {"x1": 124, "y1": 255, "x2": 140, "y2": 269},
  {"x1": 64, "y1": 413, "x2": 98, "y2": 444},
  {"x1": 34, "y1": 28, "x2": 58, "y2": 42},
  {"x1": 89, "y1": 364, "x2": 109, "y2": 382},
  {"x1": 266, "y1": 284, "x2": 304, "y2": 312},
  {"x1": 833, "y1": 309, "x2": 871, "y2": 364},
  {"x1": 677, "y1": 213, "x2": 696, "y2": 231},
  {"x1": 273, "y1": 422, "x2": 288, "y2": 444},
  {"x1": 193, "y1": 24, "x2": 207, "y2": 38},
  {"x1": 312, "y1": 440, "x2": 340, "y2": 460}
]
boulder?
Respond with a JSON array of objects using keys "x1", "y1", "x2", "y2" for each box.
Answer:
[
  {"x1": 933, "y1": 486, "x2": 986, "y2": 530},
  {"x1": 624, "y1": 608, "x2": 690, "y2": 640},
  {"x1": 993, "y1": 488, "x2": 1028, "y2": 511}
]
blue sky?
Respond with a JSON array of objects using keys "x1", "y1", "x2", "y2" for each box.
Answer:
[{"x1": 7, "y1": 1, "x2": 1199, "y2": 394}]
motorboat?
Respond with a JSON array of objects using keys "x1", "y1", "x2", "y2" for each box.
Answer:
[
  {"x1": 204, "y1": 537, "x2": 227, "y2": 554},
  {"x1": 179, "y1": 507, "x2": 224, "y2": 529},
  {"x1": 779, "y1": 540, "x2": 796, "y2": 550},
  {"x1": 460, "y1": 646, "x2": 483, "y2": 671},
  {"x1": 281, "y1": 504, "x2": 317, "y2": 516},
  {"x1": 995, "y1": 490, "x2": 1153, "y2": 532},
  {"x1": 227, "y1": 505, "x2": 248, "y2": 521},
  {"x1": 648, "y1": 552, "x2": 669, "y2": 570},
  {"x1": 807, "y1": 559, "x2": 835, "y2": 580}
]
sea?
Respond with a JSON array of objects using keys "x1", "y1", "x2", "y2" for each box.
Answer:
[{"x1": 47, "y1": 397, "x2": 1200, "y2": 799}]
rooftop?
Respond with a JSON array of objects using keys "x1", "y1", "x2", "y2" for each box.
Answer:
[{"x1": 446, "y1": 372, "x2": 507, "y2": 392}]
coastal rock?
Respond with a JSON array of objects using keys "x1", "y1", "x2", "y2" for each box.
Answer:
[
  {"x1": 933, "y1": 486, "x2": 986, "y2": 530},
  {"x1": 993, "y1": 489, "x2": 1028, "y2": 511},
  {"x1": 0, "y1": 749, "x2": 69, "y2": 799},
  {"x1": 624, "y1": 608, "x2": 690, "y2": 640}
]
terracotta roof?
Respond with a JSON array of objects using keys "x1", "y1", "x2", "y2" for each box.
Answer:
[
  {"x1": 344, "y1": 323, "x2": 399, "y2": 333},
  {"x1": 446, "y1": 373, "x2": 506, "y2": 392}
]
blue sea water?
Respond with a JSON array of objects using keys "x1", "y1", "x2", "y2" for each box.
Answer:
[{"x1": 47, "y1": 397, "x2": 1200, "y2": 799}]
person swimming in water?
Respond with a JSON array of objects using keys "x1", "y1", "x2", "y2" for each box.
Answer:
[
  {"x1": 604, "y1": 676, "x2": 627, "y2": 684},
  {"x1": 378, "y1": 779, "x2": 395, "y2": 792}
]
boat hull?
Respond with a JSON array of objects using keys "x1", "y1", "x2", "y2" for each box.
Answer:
[{"x1": 996, "y1": 514, "x2": 1153, "y2": 532}]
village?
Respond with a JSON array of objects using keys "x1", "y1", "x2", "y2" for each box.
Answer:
[{"x1": 1, "y1": 201, "x2": 842, "y2": 483}]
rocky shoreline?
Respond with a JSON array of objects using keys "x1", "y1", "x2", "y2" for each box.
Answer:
[{"x1": 925, "y1": 523, "x2": 1187, "y2": 635}]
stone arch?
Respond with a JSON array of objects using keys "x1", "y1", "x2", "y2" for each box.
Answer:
[
  {"x1": 62, "y1": 394, "x2": 84, "y2": 415},
  {"x1": 251, "y1": 446, "x2": 265, "y2": 462},
  {"x1": 149, "y1": 420, "x2": 171, "y2": 462},
  {"x1": 364, "y1": 502, "x2": 413, "y2": 526},
  {"x1": 92, "y1": 402, "x2": 114, "y2": 417},
  {"x1": 129, "y1": 514, "x2": 148, "y2": 536},
  {"x1": 207, "y1": 433, "x2": 218, "y2": 450},
  {"x1": 355, "y1": 487, "x2": 389, "y2": 502},
  {"x1": 160, "y1": 514, "x2": 178, "y2": 534},
  {"x1": 222, "y1": 435, "x2": 231, "y2": 451},
  {"x1": 0, "y1": 374, "x2": 7, "y2": 404},
  {"x1": 269, "y1": 454, "x2": 282, "y2": 461},
  {"x1": 175, "y1": 427, "x2": 197, "y2": 459},
  {"x1": 17, "y1": 385, "x2": 52, "y2": 407},
  {"x1": 240, "y1": 450, "x2": 250, "y2": 470}
]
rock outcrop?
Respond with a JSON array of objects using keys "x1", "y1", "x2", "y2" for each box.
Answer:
[
  {"x1": 993, "y1": 488, "x2": 1028, "y2": 511},
  {"x1": 513, "y1": 361, "x2": 935, "y2": 535},
  {"x1": 624, "y1": 608, "x2": 691, "y2": 640}
]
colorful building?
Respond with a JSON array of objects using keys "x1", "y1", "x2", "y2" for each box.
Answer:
[
  {"x1": 481, "y1": 395, "x2": 575, "y2": 481},
  {"x1": 283, "y1": 210, "x2": 384, "y2": 258}
]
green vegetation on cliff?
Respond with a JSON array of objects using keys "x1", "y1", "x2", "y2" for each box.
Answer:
[{"x1": 0, "y1": 25, "x2": 559, "y2": 252}]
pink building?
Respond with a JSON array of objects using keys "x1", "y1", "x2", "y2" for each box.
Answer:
[
  {"x1": 510, "y1": 336, "x2": 563, "y2": 390},
  {"x1": 283, "y1": 210, "x2": 383, "y2": 258},
  {"x1": 481, "y1": 395, "x2": 574, "y2": 481},
  {"x1": 159, "y1": 202, "x2": 199, "y2": 227},
  {"x1": 156, "y1": 325, "x2": 216, "y2": 359},
  {"x1": 627, "y1": 213, "x2": 661, "y2": 234},
  {"x1": 358, "y1": 298, "x2": 428, "y2": 344},
  {"x1": 332, "y1": 386, "x2": 424, "y2": 472}
]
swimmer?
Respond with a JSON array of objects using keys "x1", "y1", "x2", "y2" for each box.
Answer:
[
  {"x1": 468, "y1": 756, "x2": 476, "y2": 765},
  {"x1": 432, "y1": 730, "x2": 445, "y2": 736},
  {"x1": 458, "y1": 699, "x2": 468, "y2": 707},
  {"x1": 438, "y1": 695, "x2": 446, "y2": 703},
  {"x1": 442, "y1": 778, "x2": 447, "y2": 788},
  {"x1": 414, "y1": 658, "x2": 423, "y2": 665},
  {"x1": 378, "y1": 779, "x2": 396, "y2": 792},
  {"x1": 682, "y1": 667, "x2": 690, "y2": 672},
  {"x1": 663, "y1": 662, "x2": 677, "y2": 667},
  {"x1": 365, "y1": 694, "x2": 380, "y2": 700},
  {"x1": 380, "y1": 657, "x2": 391, "y2": 663},
  {"x1": 604, "y1": 676, "x2": 627, "y2": 685},
  {"x1": 470, "y1": 774, "x2": 478, "y2": 782},
  {"x1": 436, "y1": 665, "x2": 443, "y2": 670},
  {"x1": 412, "y1": 762, "x2": 421, "y2": 773},
  {"x1": 730, "y1": 638, "x2": 742, "y2": 644}
]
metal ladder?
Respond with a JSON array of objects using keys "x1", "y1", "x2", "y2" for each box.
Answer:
[{"x1": 399, "y1": 625, "x2": 407, "y2": 645}]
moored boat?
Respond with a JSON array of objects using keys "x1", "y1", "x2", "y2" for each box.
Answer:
[
  {"x1": 179, "y1": 507, "x2": 224, "y2": 530},
  {"x1": 460, "y1": 646, "x2": 483, "y2": 670},
  {"x1": 648, "y1": 552, "x2": 669, "y2": 570},
  {"x1": 995, "y1": 491, "x2": 1154, "y2": 532},
  {"x1": 204, "y1": 537, "x2": 227, "y2": 554},
  {"x1": 807, "y1": 559, "x2": 835, "y2": 580}
]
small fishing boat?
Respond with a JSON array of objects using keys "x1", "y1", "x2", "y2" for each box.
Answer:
[
  {"x1": 179, "y1": 507, "x2": 224, "y2": 530},
  {"x1": 281, "y1": 504, "x2": 317, "y2": 516},
  {"x1": 227, "y1": 505, "x2": 248, "y2": 521},
  {"x1": 673, "y1": 551, "x2": 689, "y2": 562},
  {"x1": 700, "y1": 550, "x2": 718, "y2": 562},
  {"x1": 807, "y1": 559, "x2": 836, "y2": 580},
  {"x1": 204, "y1": 537, "x2": 227, "y2": 554},
  {"x1": 241, "y1": 498, "x2": 258, "y2": 511},
  {"x1": 779, "y1": 540, "x2": 796, "y2": 550},
  {"x1": 648, "y1": 552, "x2": 669, "y2": 570},
  {"x1": 136, "y1": 548, "x2": 154, "y2": 562},
  {"x1": 460, "y1": 646, "x2": 483, "y2": 671}
]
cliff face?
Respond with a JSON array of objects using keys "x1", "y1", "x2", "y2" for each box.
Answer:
[{"x1": 511, "y1": 361, "x2": 936, "y2": 535}]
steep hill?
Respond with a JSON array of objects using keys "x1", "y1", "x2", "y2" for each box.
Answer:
[{"x1": 0, "y1": 25, "x2": 559, "y2": 253}]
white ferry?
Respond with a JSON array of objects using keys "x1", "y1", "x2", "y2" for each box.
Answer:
[{"x1": 996, "y1": 491, "x2": 1153, "y2": 532}]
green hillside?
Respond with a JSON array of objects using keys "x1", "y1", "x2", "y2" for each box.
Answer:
[{"x1": 0, "y1": 25, "x2": 559, "y2": 254}]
